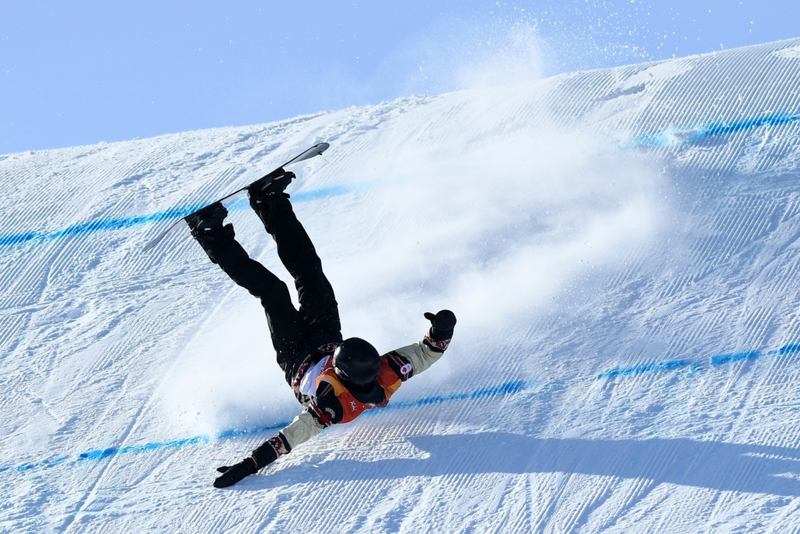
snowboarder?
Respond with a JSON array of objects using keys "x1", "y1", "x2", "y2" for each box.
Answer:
[{"x1": 186, "y1": 170, "x2": 457, "y2": 488}]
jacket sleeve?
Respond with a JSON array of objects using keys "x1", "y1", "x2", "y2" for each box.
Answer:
[
  {"x1": 280, "y1": 401, "x2": 331, "y2": 449},
  {"x1": 249, "y1": 382, "x2": 343, "y2": 467},
  {"x1": 385, "y1": 328, "x2": 453, "y2": 381}
]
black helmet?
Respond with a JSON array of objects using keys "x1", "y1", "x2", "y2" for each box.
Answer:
[{"x1": 333, "y1": 338, "x2": 381, "y2": 386}]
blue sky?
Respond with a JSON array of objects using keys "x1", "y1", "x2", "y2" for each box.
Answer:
[{"x1": 1, "y1": 0, "x2": 797, "y2": 155}]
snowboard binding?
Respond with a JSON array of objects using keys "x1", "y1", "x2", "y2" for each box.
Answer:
[
  {"x1": 185, "y1": 202, "x2": 228, "y2": 236},
  {"x1": 248, "y1": 168, "x2": 296, "y2": 199},
  {"x1": 142, "y1": 142, "x2": 328, "y2": 254}
]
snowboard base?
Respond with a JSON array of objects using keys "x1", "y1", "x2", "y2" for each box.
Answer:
[{"x1": 142, "y1": 143, "x2": 329, "y2": 253}]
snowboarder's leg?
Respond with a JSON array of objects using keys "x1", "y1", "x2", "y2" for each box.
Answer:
[
  {"x1": 187, "y1": 203, "x2": 302, "y2": 376},
  {"x1": 248, "y1": 192, "x2": 342, "y2": 340}
]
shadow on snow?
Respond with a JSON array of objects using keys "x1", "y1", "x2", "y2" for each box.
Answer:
[{"x1": 243, "y1": 433, "x2": 800, "y2": 497}]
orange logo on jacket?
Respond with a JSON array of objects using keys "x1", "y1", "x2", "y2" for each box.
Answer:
[{"x1": 315, "y1": 357, "x2": 402, "y2": 424}]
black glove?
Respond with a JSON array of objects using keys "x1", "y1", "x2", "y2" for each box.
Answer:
[
  {"x1": 424, "y1": 309, "x2": 457, "y2": 340},
  {"x1": 213, "y1": 458, "x2": 258, "y2": 488}
]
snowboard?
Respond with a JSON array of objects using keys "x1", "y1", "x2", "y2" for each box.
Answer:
[{"x1": 142, "y1": 142, "x2": 330, "y2": 253}]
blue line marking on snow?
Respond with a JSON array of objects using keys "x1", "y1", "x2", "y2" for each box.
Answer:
[
  {"x1": 0, "y1": 231, "x2": 41, "y2": 247},
  {"x1": 379, "y1": 380, "x2": 534, "y2": 412},
  {"x1": 779, "y1": 344, "x2": 800, "y2": 355},
  {"x1": 73, "y1": 427, "x2": 284, "y2": 464},
  {"x1": 0, "y1": 206, "x2": 206, "y2": 248},
  {"x1": 0, "y1": 186, "x2": 353, "y2": 248},
  {"x1": 711, "y1": 350, "x2": 762, "y2": 367},
  {"x1": 5, "y1": 379, "x2": 537, "y2": 474},
  {"x1": 597, "y1": 360, "x2": 693, "y2": 379},
  {"x1": 634, "y1": 111, "x2": 800, "y2": 148},
  {"x1": 293, "y1": 186, "x2": 352, "y2": 203},
  {"x1": 7, "y1": 341, "x2": 800, "y2": 475},
  {"x1": 596, "y1": 343, "x2": 800, "y2": 381}
]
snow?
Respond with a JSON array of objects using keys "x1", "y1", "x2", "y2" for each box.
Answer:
[
  {"x1": 774, "y1": 46, "x2": 800, "y2": 59},
  {"x1": 3, "y1": 37, "x2": 800, "y2": 532}
]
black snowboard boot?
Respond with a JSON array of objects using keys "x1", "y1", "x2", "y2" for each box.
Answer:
[
  {"x1": 185, "y1": 202, "x2": 229, "y2": 238},
  {"x1": 248, "y1": 168, "x2": 295, "y2": 199},
  {"x1": 185, "y1": 203, "x2": 233, "y2": 263}
]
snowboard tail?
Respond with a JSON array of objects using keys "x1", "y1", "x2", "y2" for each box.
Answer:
[{"x1": 142, "y1": 143, "x2": 329, "y2": 253}]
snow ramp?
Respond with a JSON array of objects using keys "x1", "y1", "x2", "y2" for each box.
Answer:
[{"x1": 3, "y1": 38, "x2": 800, "y2": 533}]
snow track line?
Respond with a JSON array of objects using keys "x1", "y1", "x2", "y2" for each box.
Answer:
[
  {"x1": 1, "y1": 106, "x2": 797, "y2": 251},
  {"x1": 0, "y1": 185, "x2": 353, "y2": 249},
  {"x1": 5, "y1": 340, "x2": 800, "y2": 476}
]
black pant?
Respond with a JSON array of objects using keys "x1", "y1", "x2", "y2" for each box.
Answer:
[{"x1": 195, "y1": 194, "x2": 342, "y2": 384}]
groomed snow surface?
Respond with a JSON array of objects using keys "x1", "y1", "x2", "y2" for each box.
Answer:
[{"x1": 3, "y1": 38, "x2": 800, "y2": 533}]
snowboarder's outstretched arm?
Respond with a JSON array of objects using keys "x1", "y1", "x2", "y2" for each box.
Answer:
[
  {"x1": 213, "y1": 310, "x2": 456, "y2": 488},
  {"x1": 389, "y1": 309, "x2": 458, "y2": 377}
]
